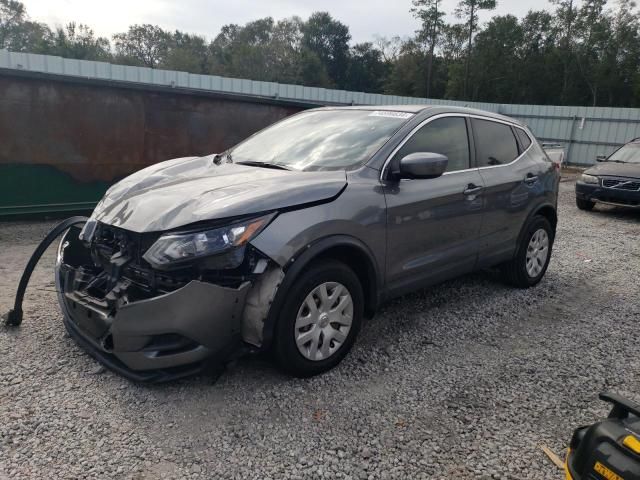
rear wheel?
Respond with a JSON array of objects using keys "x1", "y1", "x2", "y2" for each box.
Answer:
[
  {"x1": 576, "y1": 197, "x2": 595, "y2": 211},
  {"x1": 273, "y1": 260, "x2": 363, "y2": 377},
  {"x1": 500, "y1": 215, "x2": 554, "y2": 288}
]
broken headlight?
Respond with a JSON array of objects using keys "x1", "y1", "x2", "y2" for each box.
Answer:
[
  {"x1": 142, "y1": 214, "x2": 274, "y2": 268},
  {"x1": 78, "y1": 218, "x2": 98, "y2": 243}
]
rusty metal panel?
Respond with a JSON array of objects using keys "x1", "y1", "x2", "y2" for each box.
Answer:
[{"x1": 0, "y1": 73, "x2": 302, "y2": 215}]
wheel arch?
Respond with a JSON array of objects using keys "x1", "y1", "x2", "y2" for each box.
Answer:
[
  {"x1": 261, "y1": 235, "x2": 382, "y2": 350},
  {"x1": 535, "y1": 204, "x2": 558, "y2": 233},
  {"x1": 514, "y1": 202, "x2": 558, "y2": 258}
]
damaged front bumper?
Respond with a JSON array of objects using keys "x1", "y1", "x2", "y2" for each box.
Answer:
[{"x1": 56, "y1": 226, "x2": 252, "y2": 382}]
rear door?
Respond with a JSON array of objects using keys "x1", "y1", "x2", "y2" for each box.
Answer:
[
  {"x1": 383, "y1": 115, "x2": 485, "y2": 295},
  {"x1": 471, "y1": 118, "x2": 549, "y2": 267}
]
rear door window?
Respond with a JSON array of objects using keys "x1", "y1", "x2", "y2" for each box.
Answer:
[
  {"x1": 472, "y1": 119, "x2": 519, "y2": 167},
  {"x1": 394, "y1": 117, "x2": 470, "y2": 172}
]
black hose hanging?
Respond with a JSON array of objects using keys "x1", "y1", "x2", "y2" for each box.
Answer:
[{"x1": 2, "y1": 216, "x2": 88, "y2": 327}]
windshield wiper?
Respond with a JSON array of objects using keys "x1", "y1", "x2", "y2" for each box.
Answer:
[
  {"x1": 606, "y1": 159, "x2": 627, "y2": 163},
  {"x1": 235, "y1": 161, "x2": 291, "y2": 171}
]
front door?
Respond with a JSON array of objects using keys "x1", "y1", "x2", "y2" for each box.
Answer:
[{"x1": 383, "y1": 116, "x2": 485, "y2": 295}]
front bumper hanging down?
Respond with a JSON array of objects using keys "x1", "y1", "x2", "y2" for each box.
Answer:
[
  {"x1": 3, "y1": 216, "x2": 256, "y2": 382},
  {"x1": 2, "y1": 216, "x2": 89, "y2": 327}
]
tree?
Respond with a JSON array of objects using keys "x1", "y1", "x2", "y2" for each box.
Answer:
[
  {"x1": 610, "y1": 0, "x2": 640, "y2": 106},
  {"x1": 574, "y1": 0, "x2": 612, "y2": 105},
  {"x1": 209, "y1": 17, "x2": 306, "y2": 83},
  {"x1": 270, "y1": 17, "x2": 305, "y2": 83},
  {"x1": 301, "y1": 12, "x2": 351, "y2": 88},
  {"x1": 0, "y1": 0, "x2": 49, "y2": 52},
  {"x1": 373, "y1": 35, "x2": 403, "y2": 63},
  {"x1": 411, "y1": 0, "x2": 446, "y2": 97},
  {"x1": 384, "y1": 40, "x2": 426, "y2": 97},
  {"x1": 551, "y1": 0, "x2": 579, "y2": 104},
  {"x1": 344, "y1": 42, "x2": 387, "y2": 92},
  {"x1": 44, "y1": 22, "x2": 111, "y2": 60},
  {"x1": 163, "y1": 31, "x2": 210, "y2": 73},
  {"x1": 519, "y1": 10, "x2": 561, "y2": 104},
  {"x1": 471, "y1": 15, "x2": 524, "y2": 102},
  {"x1": 210, "y1": 18, "x2": 274, "y2": 80},
  {"x1": 455, "y1": 0, "x2": 497, "y2": 99},
  {"x1": 297, "y1": 48, "x2": 332, "y2": 87},
  {"x1": 440, "y1": 23, "x2": 468, "y2": 62},
  {"x1": 113, "y1": 24, "x2": 171, "y2": 68},
  {"x1": 439, "y1": 23, "x2": 467, "y2": 99}
]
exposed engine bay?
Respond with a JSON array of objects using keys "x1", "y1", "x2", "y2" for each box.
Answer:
[{"x1": 49, "y1": 221, "x2": 279, "y2": 382}]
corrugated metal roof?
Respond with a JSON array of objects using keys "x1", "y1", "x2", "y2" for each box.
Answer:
[{"x1": 3, "y1": 49, "x2": 640, "y2": 165}]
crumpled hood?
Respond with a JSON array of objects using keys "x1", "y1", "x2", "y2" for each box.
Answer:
[
  {"x1": 586, "y1": 162, "x2": 640, "y2": 178},
  {"x1": 92, "y1": 155, "x2": 347, "y2": 232}
]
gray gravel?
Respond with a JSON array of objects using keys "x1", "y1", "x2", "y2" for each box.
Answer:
[{"x1": 1, "y1": 178, "x2": 639, "y2": 480}]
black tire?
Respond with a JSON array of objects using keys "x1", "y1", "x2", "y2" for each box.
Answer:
[
  {"x1": 500, "y1": 215, "x2": 554, "y2": 288},
  {"x1": 273, "y1": 260, "x2": 363, "y2": 377},
  {"x1": 576, "y1": 197, "x2": 595, "y2": 211}
]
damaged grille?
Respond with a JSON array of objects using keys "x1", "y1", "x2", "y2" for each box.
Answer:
[
  {"x1": 92, "y1": 223, "x2": 155, "y2": 265},
  {"x1": 86, "y1": 222, "x2": 264, "y2": 301}
]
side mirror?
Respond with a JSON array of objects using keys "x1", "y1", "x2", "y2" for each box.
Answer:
[
  {"x1": 596, "y1": 155, "x2": 607, "y2": 162},
  {"x1": 397, "y1": 152, "x2": 448, "y2": 179}
]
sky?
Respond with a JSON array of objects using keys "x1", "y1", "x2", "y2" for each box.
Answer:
[{"x1": 22, "y1": 0, "x2": 554, "y2": 43}]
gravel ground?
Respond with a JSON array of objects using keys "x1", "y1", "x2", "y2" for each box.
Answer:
[{"x1": 1, "y1": 178, "x2": 639, "y2": 480}]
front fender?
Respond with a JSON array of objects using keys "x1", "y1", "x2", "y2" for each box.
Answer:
[{"x1": 256, "y1": 234, "x2": 383, "y2": 350}]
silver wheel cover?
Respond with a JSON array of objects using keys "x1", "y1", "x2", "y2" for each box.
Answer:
[
  {"x1": 294, "y1": 282, "x2": 353, "y2": 361},
  {"x1": 525, "y1": 228, "x2": 549, "y2": 278}
]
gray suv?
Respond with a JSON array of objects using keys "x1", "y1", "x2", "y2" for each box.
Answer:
[{"x1": 55, "y1": 105, "x2": 559, "y2": 381}]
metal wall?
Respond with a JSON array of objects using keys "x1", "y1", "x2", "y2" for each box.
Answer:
[
  {"x1": 2, "y1": 49, "x2": 640, "y2": 215},
  {"x1": 500, "y1": 104, "x2": 640, "y2": 166},
  {"x1": 0, "y1": 69, "x2": 302, "y2": 215}
]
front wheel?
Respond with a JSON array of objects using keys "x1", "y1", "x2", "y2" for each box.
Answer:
[
  {"x1": 273, "y1": 260, "x2": 363, "y2": 377},
  {"x1": 576, "y1": 197, "x2": 595, "y2": 211},
  {"x1": 500, "y1": 215, "x2": 554, "y2": 288}
]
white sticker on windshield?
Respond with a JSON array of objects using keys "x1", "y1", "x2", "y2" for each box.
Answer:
[{"x1": 368, "y1": 111, "x2": 414, "y2": 119}]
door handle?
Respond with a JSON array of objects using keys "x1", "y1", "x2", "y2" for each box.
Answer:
[
  {"x1": 524, "y1": 173, "x2": 539, "y2": 185},
  {"x1": 463, "y1": 183, "x2": 483, "y2": 195}
]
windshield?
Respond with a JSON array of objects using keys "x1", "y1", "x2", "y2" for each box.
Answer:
[
  {"x1": 608, "y1": 143, "x2": 640, "y2": 164},
  {"x1": 228, "y1": 109, "x2": 413, "y2": 171}
]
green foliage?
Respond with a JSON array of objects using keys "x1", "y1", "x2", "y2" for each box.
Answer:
[
  {"x1": 470, "y1": 15, "x2": 524, "y2": 102},
  {"x1": 113, "y1": 24, "x2": 171, "y2": 67},
  {"x1": 455, "y1": 0, "x2": 497, "y2": 99},
  {"x1": 345, "y1": 42, "x2": 387, "y2": 93},
  {"x1": 2, "y1": 0, "x2": 640, "y2": 107},
  {"x1": 411, "y1": 0, "x2": 446, "y2": 96},
  {"x1": 0, "y1": 0, "x2": 48, "y2": 51},
  {"x1": 301, "y1": 12, "x2": 351, "y2": 88},
  {"x1": 164, "y1": 31, "x2": 211, "y2": 73},
  {"x1": 43, "y1": 23, "x2": 111, "y2": 60}
]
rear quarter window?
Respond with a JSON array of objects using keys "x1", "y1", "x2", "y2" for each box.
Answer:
[
  {"x1": 472, "y1": 119, "x2": 519, "y2": 167},
  {"x1": 515, "y1": 128, "x2": 532, "y2": 151}
]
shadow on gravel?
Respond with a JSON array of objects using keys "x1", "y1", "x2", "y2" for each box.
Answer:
[
  {"x1": 588, "y1": 205, "x2": 640, "y2": 222},
  {"x1": 129, "y1": 270, "x2": 508, "y2": 389}
]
